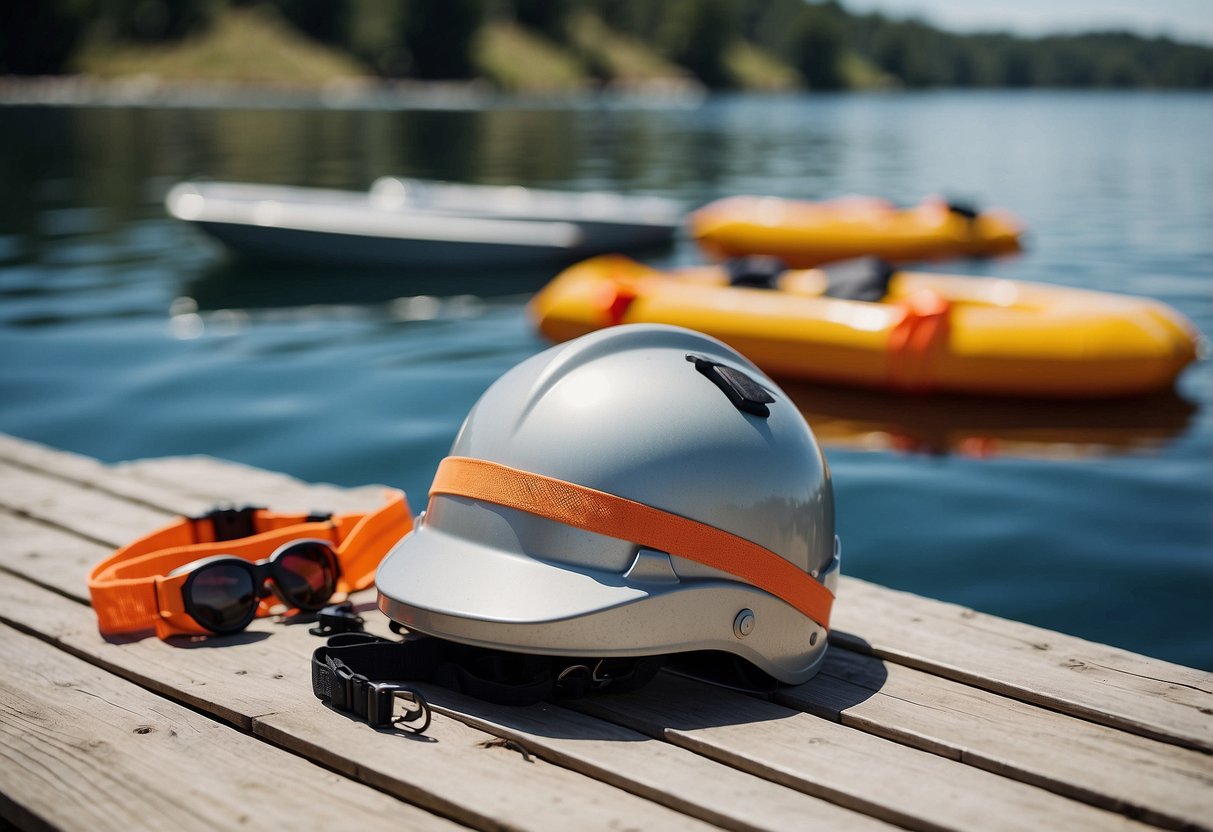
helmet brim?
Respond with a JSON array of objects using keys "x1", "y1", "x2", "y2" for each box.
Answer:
[
  {"x1": 376, "y1": 523, "x2": 650, "y2": 633},
  {"x1": 377, "y1": 520, "x2": 833, "y2": 683}
]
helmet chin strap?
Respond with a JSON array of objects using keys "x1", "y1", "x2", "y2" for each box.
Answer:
[
  {"x1": 311, "y1": 631, "x2": 784, "y2": 734},
  {"x1": 311, "y1": 632, "x2": 666, "y2": 729}
]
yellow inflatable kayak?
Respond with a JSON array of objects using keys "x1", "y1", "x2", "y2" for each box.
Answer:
[
  {"x1": 529, "y1": 255, "x2": 1200, "y2": 399},
  {"x1": 691, "y1": 195, "x2": 1023, "y2": 266}
]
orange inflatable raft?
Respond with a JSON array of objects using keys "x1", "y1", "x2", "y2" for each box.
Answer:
[
  {"x1": 529, "y1": 255, "x2": 1200, "y2": 399},
  {"x1": 691, "y1": 195, "x2": 1023, "y2": 267}
]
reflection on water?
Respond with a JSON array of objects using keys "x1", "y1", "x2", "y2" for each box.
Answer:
[
  {"x1": 782, "y1": 381, "x2": 1197, "y2": 460},
  {"x1": 0, "y1": 93, "x2": 1210, "y2": 670},
  {"x1": 183, "y1": 257, "x2": 555, "y2": 309}
]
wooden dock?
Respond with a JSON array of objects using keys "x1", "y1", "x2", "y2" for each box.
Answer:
[{"x1": 0, "y1": 432, "x2": 1209, "y2": 832}]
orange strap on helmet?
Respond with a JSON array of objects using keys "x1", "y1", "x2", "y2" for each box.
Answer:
[
  {"x1": 428, "y1": 457, "x2": 834, "y2": 630},
  {"x1": 88, "y1": 489, "x2": 412, "y2": 637}
]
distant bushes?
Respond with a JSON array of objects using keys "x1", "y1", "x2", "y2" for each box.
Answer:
[{"x1": 3, "y1": 0, "x2": 1211, "y2": 90}]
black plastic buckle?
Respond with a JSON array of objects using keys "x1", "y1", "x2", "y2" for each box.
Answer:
[
  {"x1": 368, "y1": 683, "x2": 431, "y2": 733},
  {"x1": 198, "y1": 505, "x2": 264, "y2": 541},
  {"x1": 330, "y1": 660, "x2": 366, "y2": 713},
  {"x1": 309, "y1": 602, "x2": 365, "y2": 636},
  {"x1": 329, "y1": 662, "x2": 429, "y2": 733}
]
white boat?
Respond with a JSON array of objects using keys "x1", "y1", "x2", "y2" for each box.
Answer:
[{"x1": 165, "y1": 178, "x2": 683, "y2": 268}]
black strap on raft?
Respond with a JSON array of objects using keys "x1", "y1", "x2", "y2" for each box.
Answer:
[
  {"x1": 945, "y1": 200, "x2": 979, "y2": 220},
  {"x1": 312, "y1": 633, "x2": 663, "y2": 733},
  {"x1": 726, "y1": 254, "x2": 896, "y2": 303},
  {"x1": 726, "y1": 255, "x2": 787, "y2": 289},
  {"x1": 822, "y1": 257, "x2": 897, "y2": 303}
]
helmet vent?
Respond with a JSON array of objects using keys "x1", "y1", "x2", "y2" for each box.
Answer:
[{"x1": 685, "y1": 354, "x2": 775, "y2": 417}]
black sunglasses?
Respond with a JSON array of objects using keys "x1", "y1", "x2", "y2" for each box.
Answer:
[{"x1": 168, "y1": 539, "x2": 341, "y2": 634}]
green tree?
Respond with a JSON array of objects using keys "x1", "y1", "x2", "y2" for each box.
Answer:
[
  {"x1": 788, "y1": 6, "x2": 843, "y2": 89},
  {"x1": 660, "y1": 0, "x2": 740, "y2": 88},
  {"x1": 514, "y1": 0, "x2": 580, "y2": 41},
  {"x1": 343, "y1": 0, "x2": 410, "y2": 76},
  {"x1": 95, "y1": 0, "x2": 220, "y2": 42},
  {"x1": 276, "y1": 0, "x2": 351, "y2": 46},
  {"x1": 0, "y1": 0, "x2": 96, "y2": 73},
  {"x1": 401, "y1": 0, "x2": 488, "y2": 79}
]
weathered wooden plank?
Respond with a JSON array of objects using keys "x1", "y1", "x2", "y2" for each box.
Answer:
[
  {"x1": 254, "y1": 696, "x2": 724, "y2": 832},
  {"x1": 0, "y1": 623, "x2": 462, "y2": 832},
  {"x1": 0, "y1": 499, "x2": 1132, "y2": 832},
  {"x1": 127, "y1": 447, "x2": 1213, "y2": 754},
  {"x1": 0, "y1": 509, "x2": 1164, "y2": 832},
  {"x1": 571, "y1": 674, "x2": 1156, "y2": 832},
  {"x1": 0, "y1": 511, "x2": 888, "y2": 832},
  {"x1": 8, "y1": 476, "x2": 1200, "y2": 832},
  {"x1": 114, "y1": 454, "x2": 389, "y2": 513},
  {"x1": 11, "y1": 434, "x2": 1213, "y2": 761},
  {"x1": 0, "y1": 458, "x2": 174, "y2": 551},
  {"x1": 400, "y1": 686, "x2": 899, "y2": 832},
  {"x1": 778, "y1": 647, "x2": 1213, "y2": 831},
  {"x1": 259, "y1": 698, "x2": 893, "y2": 832},
  {"x1": 0, "y1": 433, "x2": 385, "y2": 515},
  {"x1": 831, "y1": 579, "x2": 1213, "y2": 753},
  {"x1": 0, "y1": 506, "x2": 103, "y2": 601},
  {"x1": 0, "y1": 571, "x2": 721, "y2": 832},
  {"x1": 2, "y1": 433, "x2": 1208, "y2": 831}
]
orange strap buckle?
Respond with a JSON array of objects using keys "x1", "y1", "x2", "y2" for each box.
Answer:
[{"x1": 429, "y1": 457, "x2": 834, "y2": 630}]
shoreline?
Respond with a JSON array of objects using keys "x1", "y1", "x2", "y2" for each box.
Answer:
[
  {"x1": 3, "y1": 75, "x2": 1210, "y2": 112},
  {"x1": 0, "y1": 74, "x2": 709, "y2": 111}
]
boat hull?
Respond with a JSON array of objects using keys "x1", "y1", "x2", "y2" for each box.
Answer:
[
  {"x1": 167, "y1": 180, "x2": 682, "y2": 267},
  {"x1": 193, "y1": 220, "x2": 579, "y2": 268}
]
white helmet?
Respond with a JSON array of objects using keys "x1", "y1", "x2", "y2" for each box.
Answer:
[{"x1": 377, "y1": 324, "x2": 839, "y2": 684}]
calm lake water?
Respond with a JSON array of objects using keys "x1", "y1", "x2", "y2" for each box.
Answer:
[{"x1": 1, "y1": 91, "x2": 1210, "y2": 669}]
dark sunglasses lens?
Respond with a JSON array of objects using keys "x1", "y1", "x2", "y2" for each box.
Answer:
[
  {"x1": 188, "y1": 563, "x2": 256, "y2": 632},
  {"x1": 276, "y1": 543, "x2": 337, "y2": 610}
]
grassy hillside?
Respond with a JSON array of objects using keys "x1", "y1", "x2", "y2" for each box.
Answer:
[
  {"x1": 471, "y1": 20, "x2": 586, "y2": 92},
  {"x1": 73, "y1": 6, "x2": 370, "y2": 85},
  {"x1": 25, "y1": 1, "x2": 1207, "y2": 92},
  {"x1": 566, "y1": 11, "x2": 698, "y2": 90},
  {"x1": 64, "y1": 4, "x2": 805, "y2": 93}
]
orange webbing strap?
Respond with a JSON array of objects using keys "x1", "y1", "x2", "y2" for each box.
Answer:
[
  {"x1": 331, "y1": 491, "x2": 414, "y2": 593},
  {"x1": 88, "y1": 490, "x2": 412, "y2": 636},
  {"x1": 887, "y1": 289, "x2": 952, "y2": 392},
  {"x1": 428, "y1": 457, "x2": 834, "y2": 630}
]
